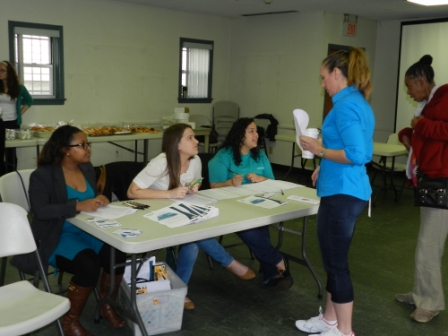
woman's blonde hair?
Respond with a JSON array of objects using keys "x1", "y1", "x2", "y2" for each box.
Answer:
[{"x1": 322, "y1": 47, "x2": 372, "y2": 99}]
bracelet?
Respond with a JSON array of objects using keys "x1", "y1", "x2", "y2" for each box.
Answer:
[{"x1": 318, "y1": 148, "x2": 326, "y2": 158}]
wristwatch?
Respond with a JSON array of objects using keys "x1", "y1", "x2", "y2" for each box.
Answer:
[{"x1": 318, "y1": 148, "x2": 326, "y2": 158}]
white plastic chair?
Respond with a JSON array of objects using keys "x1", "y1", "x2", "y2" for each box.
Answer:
[
  {"x1": 371, "y1": 133, "x2": 408, "y2": 202},
  {"x1": 0, "y1": 203, "x2": 70, "y2": 336},
  {"x1": 0, "y1": 169, "x2": 34, "y2": 287},
  {"x1": 213, "y1": 101, "x2": 239, "y2": 142},
  {"x1": 0, "y1": 169, "x2": 34, "y2": 211}
]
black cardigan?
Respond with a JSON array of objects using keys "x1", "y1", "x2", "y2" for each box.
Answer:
[{"x1": 10, "y1": 162, "x2": 98, "y2": 275}]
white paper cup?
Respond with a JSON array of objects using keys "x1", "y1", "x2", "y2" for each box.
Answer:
[{"x1": 301, "y1": 128, "x2": 319, "y2": 159}]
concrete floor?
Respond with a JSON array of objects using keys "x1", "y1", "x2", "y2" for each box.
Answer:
[{"x1": 3, "y1": 166, "x2": 448, "y2": 336}]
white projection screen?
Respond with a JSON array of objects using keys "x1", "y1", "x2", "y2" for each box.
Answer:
[{"x1": 396, "y1": 19, "x2": 448, "y2": 133}]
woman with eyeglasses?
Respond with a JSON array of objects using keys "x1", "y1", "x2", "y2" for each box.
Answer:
[
  {"x1": 11, "y1": 125, "x2": 126, "y2": 336},
  {"x1": 0, "y1": 60, "x2": 33, "y2": 175}
]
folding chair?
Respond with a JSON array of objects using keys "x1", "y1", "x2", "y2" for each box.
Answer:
[{"x1": 0, "y1": 202, "x2": 70, "y2": 336}]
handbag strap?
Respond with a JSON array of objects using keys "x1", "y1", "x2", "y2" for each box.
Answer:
[{"x1": 15, "y1": 170, "x2": 31, "y2": 210}]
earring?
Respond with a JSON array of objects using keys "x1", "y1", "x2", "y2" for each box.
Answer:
[{"x1": 67, "y1": 153, "x2": 70, "y2": 156}]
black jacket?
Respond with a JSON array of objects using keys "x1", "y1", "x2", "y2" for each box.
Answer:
[
  {"x1": 254, "y1": 114, "x2": 279, "y2": 141},
  {"x1": 10, "y1": 162, "x2": 97, "y2": 275}
]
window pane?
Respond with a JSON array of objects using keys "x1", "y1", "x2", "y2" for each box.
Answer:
[
  {"x1": 24, "y1": 66, "x2": 52, "y2": 95},
  {"x1": 179, "y1": 38, "x2": 213, "y2": 103},
  {"x1": 22, "y1": 35, "x2": 51, "y2": 65}
]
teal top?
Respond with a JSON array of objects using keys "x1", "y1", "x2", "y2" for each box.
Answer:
[
  {"x1": 208, "y1": 147, "x2": 274, "y2": 184},
  {"x1": 48, "y1": 180, "x2": 103, "y2": 268},
  {"x1": 318, "y1": 86, "x2": 375, "y2": 201},
  {"x1": 16, "y1": 84, "x2": 33, "y2": 125}
]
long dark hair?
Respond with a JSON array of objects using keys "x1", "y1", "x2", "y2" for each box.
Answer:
[
  {"x1": 405, "y1": 54, "x2": 435, "y2": 84},
  {"x1": 0, "y1": 60, "x2": 20, "y2": 100},
  {"x1": 161, "y1": 123, "x2": 193, "y2": 190},
  {"x1": 220, "y1": 118, "x2": 260, "y2": 166},
  {"x1": 38, "y1": 125, "x2": 83, "y2": 166},
  {"x1": 322, "y1": 48, "x2": 372, "y2": 99}
]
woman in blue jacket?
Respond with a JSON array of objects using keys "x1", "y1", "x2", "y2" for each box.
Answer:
[{"x1": 295, "y1": 48, "x2": 375, "y2": 336}]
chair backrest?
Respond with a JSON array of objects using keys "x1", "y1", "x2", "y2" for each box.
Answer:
[
  {"x1": 213, "y1": 101, "x2": 239, "y2": 142},
  {"x1": 0, "y1": 203, "x2": 36, "y2": 258},
  {"x1": 96, "y1": 161, "x2": 147, "y2": 201},
  {"x1": 198, "y1": 152, "x2": 215, "y2": 190},
  {"x1": 189, "y1": 114, "x2": 212, "y2": 128},
  {"x1": 0, "y1": 169, "x2": 34, "y2": 212}
]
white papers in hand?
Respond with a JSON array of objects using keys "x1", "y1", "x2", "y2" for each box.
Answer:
[
  {"x1": 293, "y1": 109, "x2": 309, "y2": 138},
  {"x1": 81, "y1": 204, "x2": 137, "y2": 219},
  {"x1": 144, "y1": 202, "x2": 219, "y2": 228}
]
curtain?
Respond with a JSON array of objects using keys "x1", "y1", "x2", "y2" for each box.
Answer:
[{"x1": 187, "y1": 48, "x2": 209, "y2": 98}]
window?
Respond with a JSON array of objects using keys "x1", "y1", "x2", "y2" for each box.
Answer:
[
  {"x1": 8, "y1": 21, "x2": 65, "y2": 105},
  {"x1": 178, "y1": 38, "x2": 213, "y2": 104}
]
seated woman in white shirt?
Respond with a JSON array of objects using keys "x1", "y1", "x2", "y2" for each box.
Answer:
[{"x1": 127, "y1": 123, "x2": 255, "y2": 310}]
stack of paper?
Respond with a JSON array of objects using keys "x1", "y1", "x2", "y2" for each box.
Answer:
[{"x1": 144, "y1": 202, "x2": 219, "y2": 228}]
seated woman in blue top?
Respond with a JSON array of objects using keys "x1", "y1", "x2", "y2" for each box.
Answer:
[
  {"x1": 11, "y1": 125, "x2": 127, "y2": 336},
  {"x1": 127, "y1": 123, "x2": 255, "y2": 310},
  {"x1": 208, "y1": 117, "x2": 293, "y2": 291}
]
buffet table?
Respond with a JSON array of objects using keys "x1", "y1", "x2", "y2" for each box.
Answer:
[{"x1": 5, "y1": 127, "x2": 211, "y2": 163}]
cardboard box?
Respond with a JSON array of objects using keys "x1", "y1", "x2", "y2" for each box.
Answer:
[{"x1": 119, "y1": 263, "x2": 187, "y2": 336}]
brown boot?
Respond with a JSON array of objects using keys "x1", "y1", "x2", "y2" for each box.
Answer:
[
  {"x1": 62, "y1": 281, "x2": 94, "y2": 336},
  {"x1": 99, "y1": 272, "x2": 126, "y2": 328}
]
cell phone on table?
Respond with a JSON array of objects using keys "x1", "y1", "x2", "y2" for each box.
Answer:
[{"x1": 188, "y1": 177, "x2": 203, "y2": 189}]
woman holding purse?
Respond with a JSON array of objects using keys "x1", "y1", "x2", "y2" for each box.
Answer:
[{"x1": 395, "y1": 55, "x2": 448, "y2": 323}]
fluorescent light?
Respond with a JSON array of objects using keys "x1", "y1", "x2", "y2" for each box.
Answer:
[{"x1": 407, "y1": 0, "x2": 448, "y2": 5}]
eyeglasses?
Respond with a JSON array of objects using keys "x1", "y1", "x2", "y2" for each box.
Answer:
[{"x1": 67, "y1": 142, "x2": 91, "y2": 150}]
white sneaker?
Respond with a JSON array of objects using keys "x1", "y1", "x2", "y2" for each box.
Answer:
[
  {"x1": 295, "y1": 306, "x2": 337, "y2": 333},
  {"x1": 309, "y1": 329, "x2": 354, "y2": 336}
]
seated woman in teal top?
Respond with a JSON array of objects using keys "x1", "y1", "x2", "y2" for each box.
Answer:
[
  {"x1": 48, "y1": 182, "x2": 104, "y2": 268},
  {"x1": 208, "y1": 118, "x2": 293, "y2": 291}
]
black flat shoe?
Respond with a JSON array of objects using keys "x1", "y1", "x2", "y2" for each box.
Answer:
[{"x1": 265, "y1": 273, "x2": 294, "y2": 291}]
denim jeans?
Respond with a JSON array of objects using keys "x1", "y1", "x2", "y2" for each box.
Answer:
[
  {"x1": 175, "y1": 238, "x2": 234, "y2": 284},
  {"x1": 237, "y1": 226, "x2": 283, "y2": 282},
  {"x1": 317, "y1": 194, "x2": 367, "y2": 304}
]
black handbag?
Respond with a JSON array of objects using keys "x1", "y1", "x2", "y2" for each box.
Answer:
[{"x1": 414, "y1": 173, "x2": 448, "y2": 209}]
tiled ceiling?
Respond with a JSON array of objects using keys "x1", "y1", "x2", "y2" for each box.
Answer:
[{"x1": 109, "y1": 0, "x2": 448, "y2": 21}]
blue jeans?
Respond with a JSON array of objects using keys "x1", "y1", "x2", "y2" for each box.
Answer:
[
  {"x1": 317, "y1": 194, "x2": 367, "y2": 304},
  {"x1": 176, "y1": 238, "x2": 234, "y2": 284},
  {"x1": 237, "y1": 226, "x2": 283, "y2": 282}
]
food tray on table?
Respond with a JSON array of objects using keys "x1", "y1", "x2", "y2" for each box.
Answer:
[
  {"x1": 30, "y1": 126, "x2": 55, "y2": 138},
  {"x1": 129, "y1": 126, "x2": 159, "y2": 134},
  {"x1": 82, "y1": 126, "x2": 133, "y2": 137}
]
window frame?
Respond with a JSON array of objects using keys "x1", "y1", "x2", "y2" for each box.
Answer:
[
  {"x1": 178, "y1": 37, "x2": 214, "y2": 104},
  {"x1": 8, "y1": 21, "x2": 66, "y2": 106}
]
